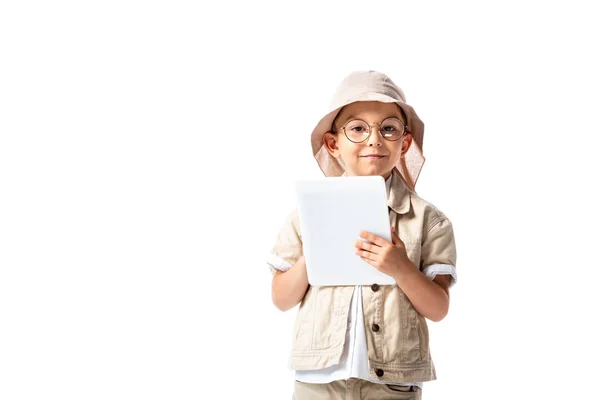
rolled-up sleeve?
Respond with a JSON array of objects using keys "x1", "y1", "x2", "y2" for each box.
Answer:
[
  {"x1": 420, "y1": 217, "x2": 458, "y2": 288},
  {"x1": 267, "y1": 208, "x2": 303, "y2": 276}
]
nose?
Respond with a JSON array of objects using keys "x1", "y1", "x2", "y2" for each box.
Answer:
[{"x1": 366, "y1": 124, "x2": 383, "y2": 147}]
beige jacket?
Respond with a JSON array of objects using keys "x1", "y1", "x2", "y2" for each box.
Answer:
[{"x1": 269, "y1": 167, "x2": 457, "y2": 383}]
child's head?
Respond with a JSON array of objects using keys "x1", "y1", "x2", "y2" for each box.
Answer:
[
  {"x1": 311, "y1": 71, "x2": 425, "y2": 190},
  {"x1": 323, "y1": 100, "x2": 412, "y2": 181}
]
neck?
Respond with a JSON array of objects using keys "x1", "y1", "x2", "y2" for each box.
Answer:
[{"x1": 343, "y1": 170, "x2": 394, "y2": 180}]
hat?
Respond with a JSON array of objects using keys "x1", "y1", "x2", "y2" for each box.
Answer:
[{"x1": 311, "y1": 70, "x2": 426, "y2": 191}]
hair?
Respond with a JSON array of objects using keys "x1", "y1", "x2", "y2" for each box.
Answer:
[{"x1": 330, "y1": 103, "x2": 408, "y2": 134}]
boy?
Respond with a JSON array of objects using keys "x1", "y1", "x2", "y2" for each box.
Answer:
[{"x1": 267, "y1": 70, "x2": 457, "y2": 400}]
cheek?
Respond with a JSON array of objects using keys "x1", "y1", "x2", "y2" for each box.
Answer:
[
  {"x1": 338, "y1": 144, "x2": 360, "y2": 159},
  {"x1": 387, "y1": 145, "x2": 403, "y2": 160}
]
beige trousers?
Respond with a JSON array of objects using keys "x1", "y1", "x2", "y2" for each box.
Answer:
[{"x1": 293, "y1": 378, "x2": 422, "y2": 400}]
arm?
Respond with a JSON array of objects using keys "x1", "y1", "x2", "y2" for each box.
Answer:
[
  {"x1": 392, "y1": 269, "x2": 450, "y2": 322},
  {"x1": 355, "y1": 217, "x2": 457, "y2": 322},
  {"x1": 394, "y1": 216, "x2": 457, "y2": 322},
  {"x1": 271, "y1": 255, "x2": 309, "y2": 312}
]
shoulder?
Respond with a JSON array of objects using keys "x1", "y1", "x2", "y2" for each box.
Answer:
[
  {"x1": 278, "y1": 207, "x2": 302, "y2": 237},
  {"x1": 408, "y1": 191, "x2": 452, "y2": 231},
  {"x1": 288, "y1": 207, "x2": 301, "y2": 227}
]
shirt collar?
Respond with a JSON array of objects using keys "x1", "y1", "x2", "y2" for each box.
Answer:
[
  {"x1": 385, "y1": 173, "x2": 392, "y2": 199},
  {"x1": 386, "y1": 167, "x2": 412, "y2": 214},
  {"x1": 341, "y1": 167, "x2": 412, "y2": 215}
]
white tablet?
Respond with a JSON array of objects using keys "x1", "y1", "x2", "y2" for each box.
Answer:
[{"x1": 295, "y1": 175, "x2": 396, "y2": 286}]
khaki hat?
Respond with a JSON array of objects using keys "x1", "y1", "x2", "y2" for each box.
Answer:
[{"x1": 311, "y1": 70, "x2": 426, "y2": 191}]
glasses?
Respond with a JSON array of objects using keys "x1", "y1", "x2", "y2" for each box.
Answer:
[{"x1": 341, "y1": 118, "x2": 407, "y2": 143}]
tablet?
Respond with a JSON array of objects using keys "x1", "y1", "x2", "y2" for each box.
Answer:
[{"x1": 295, "y1": 175, "x2": 396, "y2": 286}]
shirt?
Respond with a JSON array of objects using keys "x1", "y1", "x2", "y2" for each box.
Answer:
[{"x1": 269, "y1": 174, "x2": 457, "y2": 388}]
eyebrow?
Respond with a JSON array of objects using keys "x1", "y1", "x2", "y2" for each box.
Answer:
[{"x1": 342, "y1": 114, "x2": 402, "y2": 123}]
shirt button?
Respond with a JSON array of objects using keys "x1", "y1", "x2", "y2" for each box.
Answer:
[
  {"x1": 372, "y1": 324, "x2": 380, "y2": 332},
  {"x1": 375, "y1": 368, "x2": 384, "y2": 377},
  {"x1": 371, "y1": 283, "x2": 380, "y2": 292}
]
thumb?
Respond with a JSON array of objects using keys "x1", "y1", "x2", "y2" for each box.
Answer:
[{"x1": 391, "y1": 226, "x2": 403, "y2": 245}]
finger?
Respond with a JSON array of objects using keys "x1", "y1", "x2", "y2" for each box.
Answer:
[
  {"x1": 355, "y1": 240, "x2": 381, "y2": 255},
  {"x1": 359, "y1": 255, "x2": 380, "y2": 269},
  {"x1": 359, "y1": 231, "x2": 388, "y2": 247},
  {"x1": 356, "y1": 248, "x2": 379, "y2": 261},
  {"x1": 354, "y1": 240, "x2": 372, "y2": 252}
]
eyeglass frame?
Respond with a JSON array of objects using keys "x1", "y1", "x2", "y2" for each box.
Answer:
[{"x1": 333, "y1": 117, "x2": 408, "y2": 143}]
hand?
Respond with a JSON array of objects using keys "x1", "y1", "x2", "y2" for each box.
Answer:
[{"x1": 354, "y1": 226, "x2": 414, "y2": 279}]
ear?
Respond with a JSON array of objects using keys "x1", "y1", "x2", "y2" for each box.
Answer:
[
  {"x1": 323, "y1": 132, "x2": 342, "y2": 158},
  {"x1": 401, "y1": 132, "x2": 413, "y2": 158}
]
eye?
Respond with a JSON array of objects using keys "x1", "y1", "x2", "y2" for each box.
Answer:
[
  {"x1": 345, "y1": 120, "x2": 369, "y2": 134},
  {"x1": 380, "y1": 119, "x2": 404, "y2": 138}
]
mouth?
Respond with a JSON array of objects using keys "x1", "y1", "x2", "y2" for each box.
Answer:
[{"x1": 361, "y1": 155, "x2": 387, "y2": 159}]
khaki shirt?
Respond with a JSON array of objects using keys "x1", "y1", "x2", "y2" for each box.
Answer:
[{"x1": 269, "y1": 167, "x2": 457, "y2": 383}]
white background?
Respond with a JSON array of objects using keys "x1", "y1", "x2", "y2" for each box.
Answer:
[{"x1": 1, "y1": 1, "x2": 599, "y2": 399}]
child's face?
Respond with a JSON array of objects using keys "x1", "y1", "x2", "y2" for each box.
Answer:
[{"x1": 323, "y1": 101, "x2": 412, "y2": 180}]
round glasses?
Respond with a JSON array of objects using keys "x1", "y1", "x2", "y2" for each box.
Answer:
[{"x1": 341, "y1": 118, "x2": 407, "y2": 143}]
